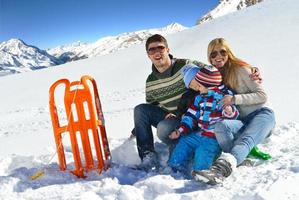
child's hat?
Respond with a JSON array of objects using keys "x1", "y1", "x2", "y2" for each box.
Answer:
[
  {"x1": 181, "y1": 64, "x2": 222, "y2": 88},
  {"x1": 181, "y1": 64, "x2": 200, "y2": 88},
  {"x1": 195, "y1": 65, "x2": 222, "y2": 87}
]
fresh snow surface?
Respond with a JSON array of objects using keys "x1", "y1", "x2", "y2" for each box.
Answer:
[{"x1": 1, "y1": 0, "x2": 299, "y2": 199}]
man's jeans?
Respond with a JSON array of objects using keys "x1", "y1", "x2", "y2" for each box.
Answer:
[
  {"x1": 214, "y1": 107, "x2": 275, "y2": 165},
  {"x1": 134, "y1": 103, "x2": 180, "y2": 160}
]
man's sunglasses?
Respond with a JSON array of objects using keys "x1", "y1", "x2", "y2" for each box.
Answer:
[
  {"x1": 147, "y1": 45, "x2": 166, "y2": 55},
  {"x1": 210, "y1": 49, "x2": 227, "y2": 59}
]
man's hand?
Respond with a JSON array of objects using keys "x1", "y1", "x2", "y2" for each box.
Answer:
[
  {"x1": 169, "y1": 130, "x2": 180, "y2": 140},
  {"x1": 250, "y1": 67, "x2": 262, "y2": 83},
  {"x1": 165, "y1": 113, "x2": 177, "y2": 119}
]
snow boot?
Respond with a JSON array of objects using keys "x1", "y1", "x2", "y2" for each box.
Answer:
[
  {"x1": 192, "y1": 153, "x2": 237, "y2": 185},
  {"x1": 137, "y1": 151, "x2": 159, "y2": 171},
  {"x1": 248, "y1": 146, "x2": 271, "y2": 160}
]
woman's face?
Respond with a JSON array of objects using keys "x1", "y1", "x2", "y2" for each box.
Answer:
[{"x1": 210, "y1": 44, "x2": 228, "y2": 68}]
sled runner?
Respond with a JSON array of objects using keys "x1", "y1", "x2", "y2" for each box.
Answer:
[{"x1": 49, "y1": 75, "x2": 111, "y2": 178}]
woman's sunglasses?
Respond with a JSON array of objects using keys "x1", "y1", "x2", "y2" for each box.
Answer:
[
  {"x1": 147, "y1": 45, "x2": 166, "y2": 55},
  {"x1": 210, "y1": 49, "x2": 227, "y2": 59}
]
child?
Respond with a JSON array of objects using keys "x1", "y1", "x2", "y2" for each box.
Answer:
[{"x1": 167, "y1": 64, "x2": 239, "y2": 177}]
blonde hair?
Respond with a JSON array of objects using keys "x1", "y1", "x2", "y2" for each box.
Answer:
[{"x1": 207, "y1": 38, "x2": 250, "y2": 90}]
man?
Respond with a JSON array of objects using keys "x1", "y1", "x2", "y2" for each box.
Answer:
[{"x1": 132, "y1": 34, "x2": 208, "y2": 170}]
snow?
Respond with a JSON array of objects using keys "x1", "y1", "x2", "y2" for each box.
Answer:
[
  {"x1": 1, "y1": 0, "x2": 299, "y2": 199},
  {"x1": 196, "y1": 0, "x2": 264, "y2": 25},
  {"x1": 0, "y1": 23, "x2": 185, "y2": 76},
  {"x1": 206, "y1": 0, "x2": 242, "y2": 18},
  {"x1": 0, "y1": 39, "x2": 62, "y2": 75},
  {"x1": 47, "y1": 23, "x2": 186, "y2": 63}
]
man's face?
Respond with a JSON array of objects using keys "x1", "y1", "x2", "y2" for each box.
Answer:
[{"x1": 147, "y1": 42, "x2": 170, "y2": 68}]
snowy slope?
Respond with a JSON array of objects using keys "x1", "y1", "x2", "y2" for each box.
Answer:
[
  {"x1": 1, "y1": 0, "x2": 299, "y2": 199},
  {"x1": 196, "y1": 0, "x2": 264, "y2": 25}
]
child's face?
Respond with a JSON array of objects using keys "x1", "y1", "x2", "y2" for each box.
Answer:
[
  {"x1": 189, "y1": 79, "x2": 209, "y2": 94},
  {"x1": 189, "y1": 79, "x2": 204, "y2": 91}
]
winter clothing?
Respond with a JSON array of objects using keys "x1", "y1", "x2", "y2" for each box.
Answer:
[
  {"x1": 168, "y1": 67, "x2": 239, "y2": 174},
  {"x1": 215, "y1": 107, "x2": 275, "y2": 165},
  {"x1": 212, "y1": 66, "x2": 275, "y2": 165},
  {"x1": 181, "y1": 64, "x2": 222, "y2": 88},
  {"x1": 248, "y1": 146, "x2": 272, "y2": 160},
  {"x1": 181, "y1": 64, "x2": 201, "y2": 88},
  {"x1": 175, "y1": 89, "x2": 198, "y2": 118},
  {"x1": 176, "y1": 85, "x2": 239, "y2": 138},
  {"x1": 232, "y1": 67, "x2": 268, "y2": 119},
  {"x1": 196, "y1": 65, "x2": 276, "y2": 184},
  {"x1": 135, "y1": 55, "x2": 209, "y2": 160},
  {"x1": 156, "y1": 118, "x2": 181, "y2": 146},
  {"x1": 145, "y1": 56, "x2": 208, "y2": 113},
  {"x1": 168, "y1": 132, "x2": 221, "y2": 174},
  {"x1": 136, "y1": 151, "x2": 159, "y2": 171},
  {"x1": 134, "y1": 103, "x2": 180, "y2": 159},
  {"x1": 195, "y1": 65, "x2": 222, "y2": 87},
  {"x1": 192, "y1": 153, "x2": 237, "y2": 185}
]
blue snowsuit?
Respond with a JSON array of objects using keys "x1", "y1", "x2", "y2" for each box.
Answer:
[{"x1": 168, "y1": 85, "x2": 239, "y2": 175}]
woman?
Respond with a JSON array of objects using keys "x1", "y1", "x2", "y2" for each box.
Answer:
[{"x1": 192, "y1": 38, "x2": 275, "y2": 185}]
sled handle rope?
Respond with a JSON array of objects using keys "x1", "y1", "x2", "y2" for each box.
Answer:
[{"x1": 30, "y1": 79, "x2": 81, "y2": 181}]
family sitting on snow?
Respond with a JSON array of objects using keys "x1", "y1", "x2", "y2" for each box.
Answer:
[{"x1": 130, "y1": 34, "x2": 275, "y2": 185}]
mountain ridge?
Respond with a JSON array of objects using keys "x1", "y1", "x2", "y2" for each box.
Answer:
[
  {"x1": 0, "y1": 23, "x2": 186, "y2": 76},
  {"x1": 0, "y1": 1, "x2": 266, "y2": 77},
  {"x1": 196, "y1": 0, "x2": 264, "y2": 25},
  {"x1": 48, "y1": 23, "x2": 186, "y2": 62}
]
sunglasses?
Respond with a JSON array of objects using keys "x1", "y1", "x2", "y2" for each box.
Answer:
[
  {"x1": 147, "y1": 45, "x2": 166, "y2": 55},
  {"x1": 210, "y1": 49, "x2": 227, "y2": 59}
]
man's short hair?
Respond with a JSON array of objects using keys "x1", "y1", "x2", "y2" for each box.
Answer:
[{"x1": 145, "y1": 34, "x2": 168, "y2": 51}]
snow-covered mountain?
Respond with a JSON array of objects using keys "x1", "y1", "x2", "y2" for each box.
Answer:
[
  {"x1": 0, "y1": 23, "x2": 186, "y2": 77},
  {"x1": 0, "y1": 39, "x2": 63, "y2": 76},
  {"x1": 196, "y1": 0, "x2": 264, "y2": 25},
  {"x1": 47, "y1": 23, "x2": 186, "y2": 62}
]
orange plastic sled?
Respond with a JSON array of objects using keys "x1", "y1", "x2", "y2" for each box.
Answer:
[{"x1": 49, "y1": 75, "x2": 111, "y2": 178}]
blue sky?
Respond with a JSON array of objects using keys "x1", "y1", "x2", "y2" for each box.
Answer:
[{"x1": 0, "y1": 0, "x2": 218, "y2": 49}]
